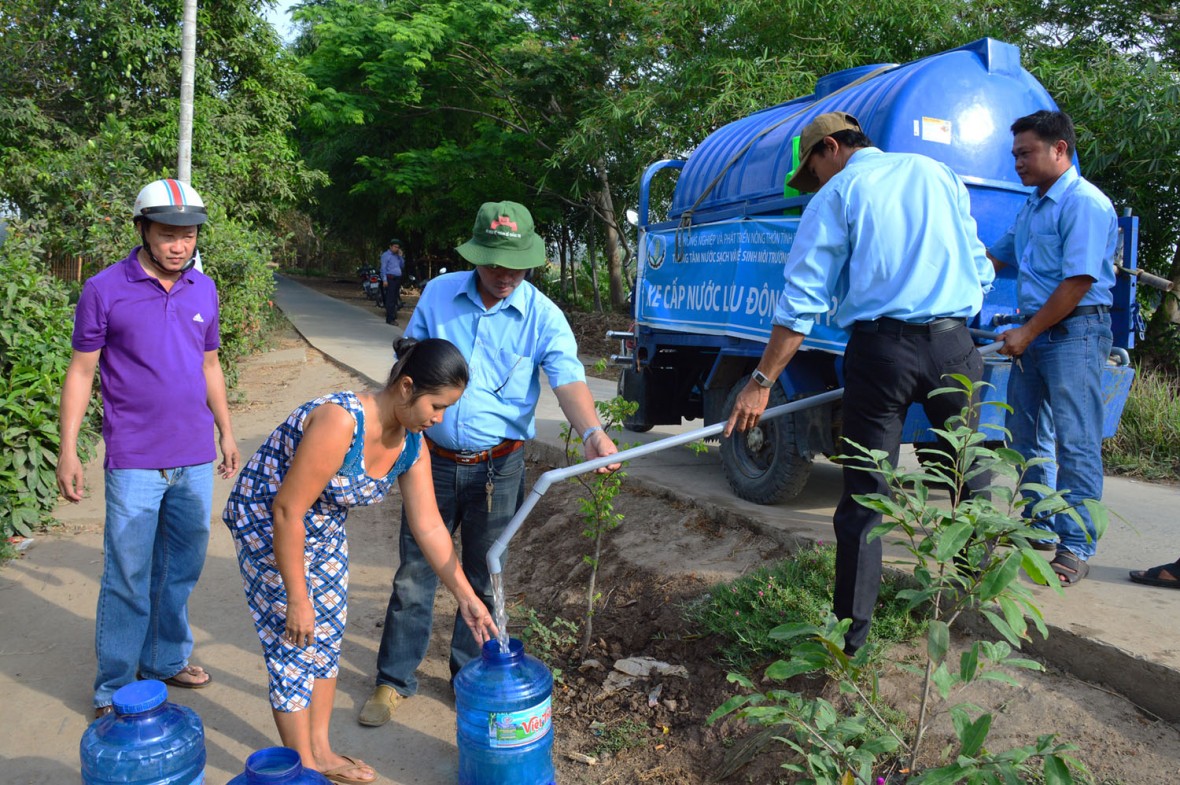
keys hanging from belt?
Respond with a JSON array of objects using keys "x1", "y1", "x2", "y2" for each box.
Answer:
[{"x1": 485, "y1": 462, "x2": 495, "y2": 513}]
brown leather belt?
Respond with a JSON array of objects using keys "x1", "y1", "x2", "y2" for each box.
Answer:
[{"x1": 426, "y1": 438, "x2": 524, "y2": 465}]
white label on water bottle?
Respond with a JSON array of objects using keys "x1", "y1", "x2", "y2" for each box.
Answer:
[{"x1": 486, "y1": 697, "x2": 552, "y2": 748}]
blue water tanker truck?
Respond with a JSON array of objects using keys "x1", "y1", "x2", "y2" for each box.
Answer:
[{"x1": 612, "y1": 38, "x2": 1144, "y2": 505}]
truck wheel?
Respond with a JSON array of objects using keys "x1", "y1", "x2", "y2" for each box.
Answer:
[
  {"x1": 617, "y1": 372, "x2": 653, "y2": 433},
  {"x1": 721, "y1": 379, "x2": 812, "y2": 505}
]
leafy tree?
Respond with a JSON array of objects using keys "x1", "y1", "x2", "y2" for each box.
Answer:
[
  {"x1": 294, "y1": 0, "x2": 543, "y2": 265},
  {"x1": 0, "y1": 0, "x2": 324, "y2": 262}
]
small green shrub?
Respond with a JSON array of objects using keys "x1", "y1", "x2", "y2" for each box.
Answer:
[
  {"x1": 519, "y1": 607, "x2": 579, "y2": 682},
  {"x1": 709, "y1": 378, "x2": 1093, "y2": 784},
  {"x1": 560, "y1": 396, "x2": 637, "y2": 658},
  {"x1": 0, "y1": 220, "x2": 99, "y2": 551}
]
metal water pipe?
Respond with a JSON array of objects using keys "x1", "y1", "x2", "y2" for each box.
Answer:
[
  {"x1": 485, "y1": 388, "x2": 843, "y2": 576},
  {"x1": 486, "y1": 338, "x2": 1006, "y2": 576}
]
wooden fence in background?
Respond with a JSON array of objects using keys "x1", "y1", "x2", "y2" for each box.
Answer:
[{"x1": 48, "y1": 255, "x2": 86, "y2": 283}]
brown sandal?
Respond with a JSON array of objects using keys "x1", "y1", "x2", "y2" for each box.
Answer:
[
  {"x1": 161, "y1": 665, "x2": 212, "y2": 689},
  {"x1": 321, "y1": 755, "x2": 376, "y2": 784},
  {"x1": 1129, "y1": 561, "x2": 1180, "y2": 589},
  {"x1": 1050, "y1": 551, "x2": 1089, "y2": 587}
]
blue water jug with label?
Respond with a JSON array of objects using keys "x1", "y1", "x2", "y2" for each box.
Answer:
[
  {"x1": 453, "y1": 637, "x2": 555, "y2": 785},
  {"x1": 227, "y1": 747, "x2": 331, "y2": 784},
  {"x1": 80, "y1": 680, "x2": 205, "y2": 785}
]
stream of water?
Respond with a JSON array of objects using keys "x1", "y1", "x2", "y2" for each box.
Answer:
[{"x1": 490, "y1": 571, "x2": 510, "y2": 652}]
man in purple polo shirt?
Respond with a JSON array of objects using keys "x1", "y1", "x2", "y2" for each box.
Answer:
[{"x1": 56, "y1": 179, "x2": 240, "y2": 718}]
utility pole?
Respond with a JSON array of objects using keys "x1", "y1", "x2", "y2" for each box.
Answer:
[{"x1": 177, "y1": 0, "x2": 197, "y2": 182}]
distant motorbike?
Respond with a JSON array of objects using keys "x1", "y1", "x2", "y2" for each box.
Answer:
[{"x1": 359, "y1": 266, "x2": 383, "y2": 304}]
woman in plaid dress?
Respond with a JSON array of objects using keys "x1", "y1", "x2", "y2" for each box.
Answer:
[{"x1": 224, "y1": 338, "x2": 496, "y2": 784}]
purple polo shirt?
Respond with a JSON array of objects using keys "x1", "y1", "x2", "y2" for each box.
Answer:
[{"x1": 72, "y1": 248, "x2": 221, "y2": 469}]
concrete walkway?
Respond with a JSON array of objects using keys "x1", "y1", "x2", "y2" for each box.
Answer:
[{"x1": 274, "y1": 274, "x2": 1180, "y2": 724}]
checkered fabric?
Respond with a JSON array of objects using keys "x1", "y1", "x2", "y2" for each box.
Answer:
[{"x1": 223, "y1": 391, "x2": 422, "y2": 711}]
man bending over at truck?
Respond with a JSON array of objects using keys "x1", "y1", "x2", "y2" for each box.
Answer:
[
  {"x1": 988, "y1": 110, "x2": 1117, "y2": 587},
  {"x1": 725, "y1": 111, "x2": 994, "y2": 655}
]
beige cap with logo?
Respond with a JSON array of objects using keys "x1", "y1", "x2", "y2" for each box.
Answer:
[{"x1": 786, "y1": 111, "x2": 863, "y2": 194}]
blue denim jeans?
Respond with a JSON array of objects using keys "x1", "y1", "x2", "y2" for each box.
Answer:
[
  {"x1": 1007, "y1": 313, "x2": 1112, "y2": 560},
  {"x1": 374, "y1": 448, "x2": 526, "y2": 696},
  {"x1": 94, "y1": 463, "x2": 213, "y2": 707}
]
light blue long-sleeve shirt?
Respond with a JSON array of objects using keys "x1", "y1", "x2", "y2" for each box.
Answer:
[
  {"x1": 380, "y1": 249, "x2": 403, "y2": 277},
  {"x1": 987, "y1": 166, "x2": 1117, "y2": 312},
  {"x1": 404, "y1": 271, "x2": 585, "y2": 451},
  {"x1": 772, "y1": 148, "x2": 994, "y2": 335}
]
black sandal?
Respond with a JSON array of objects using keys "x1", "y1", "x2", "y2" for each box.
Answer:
[
  {"x1": 1050, "y1": 551, "x2": 1089, "y2": 587},
  {"x1": 1129, "y1": 561, "x2": 1180, "y2": 589}
]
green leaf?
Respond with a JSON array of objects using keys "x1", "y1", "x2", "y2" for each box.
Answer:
[
  {"x1": 978, "y1": 551, "x2": 1022, "y2": 600},
  {"x1": 765, "y1": 658, "x2": 823, "y2": 681},
  {"x1": 958, "y1": 712, "x2": 992, "y2": 756},
  {"x1": 1043, "y1": 753, "x2": 1072, "y2": 784},
  {"x1": 927, "y1": 619, "x2": 950, "y2": 664},
  {"x1": 997, "y1": 596, "x2": 1028, "y2": 641},
  {"x1": 930, "y1": 662, "x2": 955, "y2": 699},
  {"x1": 706, "y1": 693, "x2": 753, "y2": 723},
  {"x1": 935, "y1": 520, "x2": 974, "y2": 562},
  {"x1": 1021, "y1": 550, "x2": 1062, "y2": 589},
  {"x1": 980, "y1": 609, "x2": 1021, "y2": 647},
  {"x1": 959, "y1": 643, "x2": 980, "y2": 681},
  {"x1": 1081, "y1": 499, "x2": 1108, "y2": 541},
  {"x1": 767, "y1": 622, "x2": 820, "y2": 641}
]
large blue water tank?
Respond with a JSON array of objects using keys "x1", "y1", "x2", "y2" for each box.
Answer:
[{"x1": 669, "y1": 38, "x2": 1054, "y2": 246}]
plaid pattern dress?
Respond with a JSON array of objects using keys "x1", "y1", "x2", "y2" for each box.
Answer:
[{"x1": 223, "y1": 391, "x2": 422, "y2": 711}]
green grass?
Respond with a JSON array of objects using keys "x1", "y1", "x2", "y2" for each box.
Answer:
[
  {"x1": 1104, "y1": 365, "x2": 1180, "y2": 481},
  {"x1": 684, "y1": 543, "x2": 923, "y2": 672},
  {"x1": 590, "y1": 718, "x2": 649, "y2": 756}
]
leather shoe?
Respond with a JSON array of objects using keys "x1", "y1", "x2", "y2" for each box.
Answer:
[{"x1": 358, "y1": 684, "x2": 403, "y2": 727}]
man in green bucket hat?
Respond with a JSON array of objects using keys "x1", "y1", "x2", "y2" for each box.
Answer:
[{"x1": 361, "y1": 201, "x2": 620, "y2": 727}]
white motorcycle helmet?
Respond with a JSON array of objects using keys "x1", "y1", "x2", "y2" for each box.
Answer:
[
  {"x1": 133, "y1": 178, "x2": 208, "y2": 226},
  {"x1": 132, "y1": 179, "x2": 207, "y2": 273}
]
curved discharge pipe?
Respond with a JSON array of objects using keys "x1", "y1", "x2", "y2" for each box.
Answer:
[{"x1": 486, "y1": 339, "x2": 1005, "y2": 576}]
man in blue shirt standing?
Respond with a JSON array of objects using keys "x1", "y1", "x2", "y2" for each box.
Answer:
[
  {"x1": 988, "y1": 110, "x2": 1117, "y2": 587},
  {"x1": 360, "y1": 201, "x2": 620, "y2": 726},
  {"x1": 380, "y1": 238, "x2": 404, "y2": 325},
  {"x1": 725, "y1": 112, "x2": 994, "y2": 654}
]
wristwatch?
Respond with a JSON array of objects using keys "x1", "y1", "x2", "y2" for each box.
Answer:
[{"x1": 751, "y1": 369, "x2": 775, "y2": 389}]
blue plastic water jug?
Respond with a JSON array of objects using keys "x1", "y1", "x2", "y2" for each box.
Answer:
[
  {"x1": 453, "y1": 637, "x2": 555, "y2": 785},
  {"x1": 227, "y1": 747, "x2": 331, "y2": 784},
  {"x1": 80, "y1": 679, "x2": 206, "y2": 785}
]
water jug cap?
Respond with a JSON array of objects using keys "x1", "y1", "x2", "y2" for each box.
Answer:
[{"x1": 112, "y1": 679, "x2": 168, "y2": 714}]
